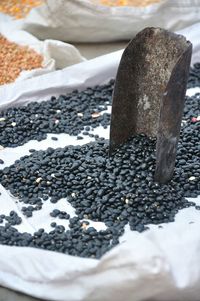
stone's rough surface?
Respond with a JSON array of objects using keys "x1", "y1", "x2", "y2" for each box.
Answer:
[
  {"x1": 155, "y1": 44, "x2": 192, "y2": 183},
  {"x1": 110, "y1": 28, "x2": 191, "y2": 148},
  {"x1": 110, "y1": 27, "x2": 192, "y2": 184},
  {"x1": 0, "y1": 68, "x2": 199, "y2": 259}
]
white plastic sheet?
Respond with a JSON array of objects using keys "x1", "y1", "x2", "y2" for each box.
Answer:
[
  {"x1": 177, "y1": 23, "x2": 200, "y2": 66},
  {"x1": 1, "y1": 0, "x2": 200, "y2": 43},
  {"x1": 0, "y1": 23, "x2": 85, "y2": 84},
  {"x1": 0, "y1": 25, "x2": 200, "y2": 301}
]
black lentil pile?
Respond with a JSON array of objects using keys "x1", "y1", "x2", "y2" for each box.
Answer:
[
  {"x1": 188, "y1": 63, "x2": 200, "y2": 88},
  {"x1": 0, "y1": 81, "x2": 113, "y2": 147},
  {"x1": 0, "y1": 75, "x2": 199, "y2": 259}
]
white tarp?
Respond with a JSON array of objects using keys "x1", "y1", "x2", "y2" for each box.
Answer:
[
  {"x1": 0, "y1": 23, "x2": 85, "y2": 84},
  {"x1": 0, "y1": 0, "x2": 200, "y2": 43},
  {"x1": 0, "y1": 24, "x2": 199, "y2": 301}
]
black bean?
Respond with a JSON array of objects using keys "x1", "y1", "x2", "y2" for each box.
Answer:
[
  {"x1": 0, "y1": 81, "x2": 113, "y2": 147},
  {"x1": 187, "y1": 63, "x2": 200, "y2": 88}
]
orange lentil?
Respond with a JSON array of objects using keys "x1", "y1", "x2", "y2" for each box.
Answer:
[
  {"x1": 0, "y1": 35, "x2": 43, "y2": 85},
  {"x1": 100, "y1": 0, "x2": 161, "y2": 6},
  {"x1": 0, "y1": 0, "x2": 44, "y2": 19}
]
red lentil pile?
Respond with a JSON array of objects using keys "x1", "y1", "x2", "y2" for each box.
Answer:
[
  {"x1": 100, "y1": 0, "x2": 160, "y2": 6},
  {"x1": 0, "y1": 0, "x2": 44, "y2": 19},
  {"x1": 0, "y1": 35, "x2": 43, "y2": 85}
]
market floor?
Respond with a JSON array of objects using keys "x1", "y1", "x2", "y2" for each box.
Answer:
[{"x1": 0, "y1": 41, "x2": 127, "y2": 301}]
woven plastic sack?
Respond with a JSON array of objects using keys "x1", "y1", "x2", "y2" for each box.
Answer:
[
  {"x1": 0, "y1": 23, "x2": 85, "y2": 85},
  {"x1": 0, "y1": 0, "x2": 200, "y2": 42}
]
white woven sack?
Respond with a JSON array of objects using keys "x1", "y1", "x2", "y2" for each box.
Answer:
[
  {"x1": 0, "y1": 23, "x2": 85, "y2": 85},
  {"x1": 0, "y1": 0, "x2": 200, "y2": 43}
]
